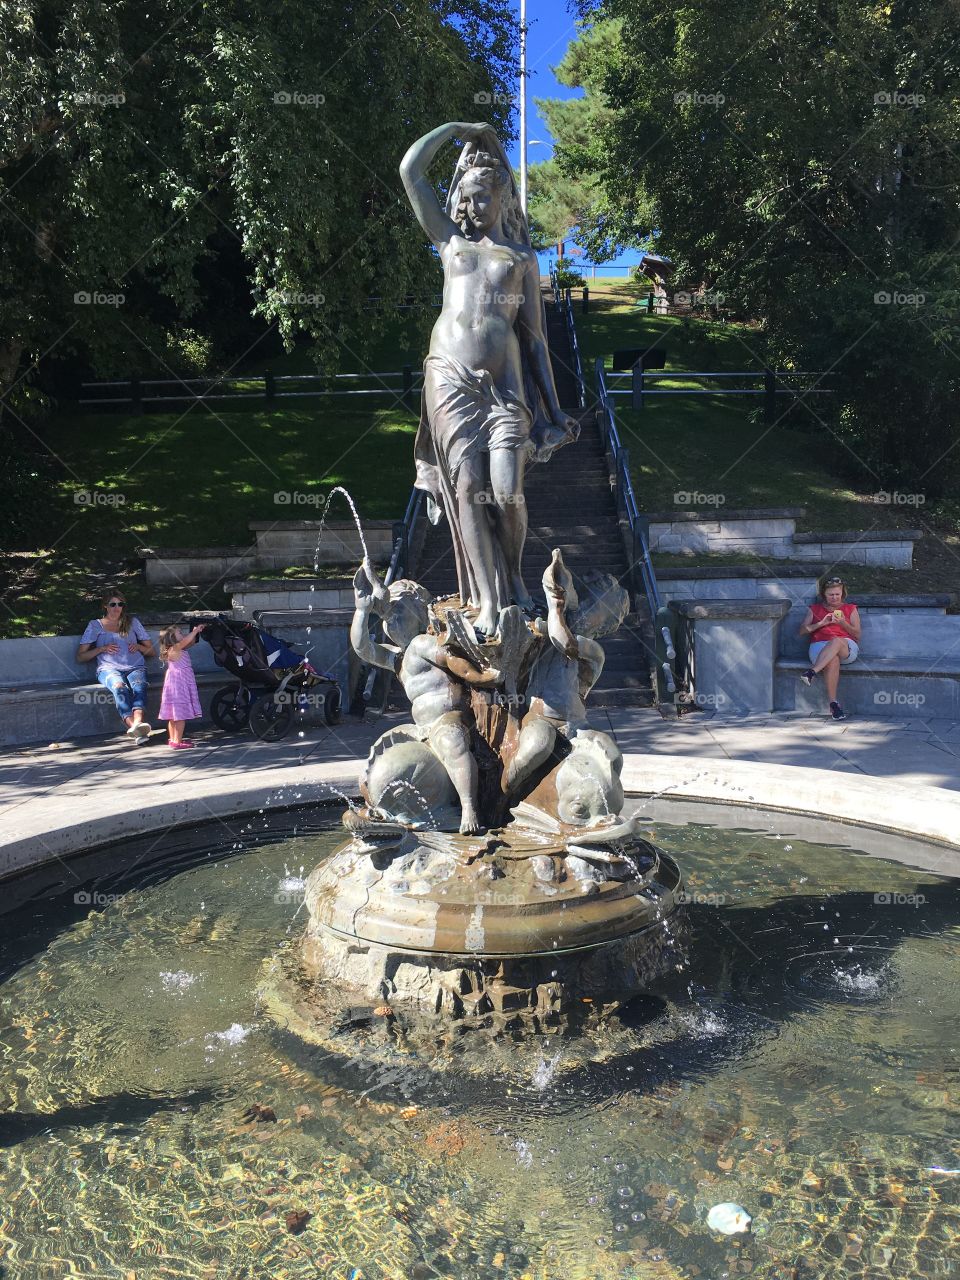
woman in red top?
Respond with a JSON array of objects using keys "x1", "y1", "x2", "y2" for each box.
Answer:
[{"x1": 797, "y1": 575, "x2": 861, "y2": 720}]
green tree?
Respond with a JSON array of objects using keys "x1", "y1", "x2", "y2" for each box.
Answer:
[
  {"x1": 535, "y1": 17, "x2": 649, "y2": 260},
  {"x1": 0, "y1": 0, "x2": 517, "y2": 406},
  {"x1": 526, "y1": 156, "x2": 590, "y2": 254},
  {"x1": 562, "y1": 0, "x2": 960, "y2": 494}
]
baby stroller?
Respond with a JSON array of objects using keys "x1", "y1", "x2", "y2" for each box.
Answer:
[{"x1": 190, "y1": 615, "x2": 342, "y2": 742}]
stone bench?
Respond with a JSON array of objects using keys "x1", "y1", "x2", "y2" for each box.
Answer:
[
  {"x1": 0, "y1": 631, "x2": 225, "y2": 747},
  {"x1": 775, "y1": 656, "x2": 960, "y2": 719},
  {"x1": 775, "y1": 599, "x2": 960, "y2": 717},
  {"x1": 250, "y1": 519, "x2": 396, "y2": 565},
  {"x1": 139, "y1": 546, "x2": 257, "y2": 586},
  {"x1": 647, "y1": 507, "x2": 920, "y2": 568},
  {"x1": 0, "y1": 614, "x2": 352, "y2": 747}
]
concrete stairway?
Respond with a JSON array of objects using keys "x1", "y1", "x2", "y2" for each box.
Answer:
[{"x1": 414, "y1": 291, "x2": 655, "y2": 707}]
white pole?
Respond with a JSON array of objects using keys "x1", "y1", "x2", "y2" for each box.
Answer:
[{"x1": 519, "y1": 0, "x2": 527, "y2": 218}]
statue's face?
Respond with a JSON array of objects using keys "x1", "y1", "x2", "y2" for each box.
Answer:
[{"x1": 460, "y1": 176, "x2": 501, "y2": 232}]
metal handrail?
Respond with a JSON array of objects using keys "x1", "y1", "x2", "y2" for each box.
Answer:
[
  {"x1": 594, "y1": 356, "x2": 661, "y2": 618},
  {"x1": 385, "y1": 487, "x2": 424, "y2": 586},
  {"x1": 562, "y1": 288, "x2": 587, "y2": 410}
]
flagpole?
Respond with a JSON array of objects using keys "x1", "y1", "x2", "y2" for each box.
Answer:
[{"x1": 519, "y1": 0, "x2": 527, "y2": 218}]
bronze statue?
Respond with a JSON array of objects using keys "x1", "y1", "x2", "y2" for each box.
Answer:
[{"x1": 400, "y1": 122, "x2": 579, "y2": 635}]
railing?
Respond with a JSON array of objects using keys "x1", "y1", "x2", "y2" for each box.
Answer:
[
  {"x1": 595, "y1": 356, "x2": 686, "y2": 709},
  {"x1": 607, "y1": 367, "x2": 831, "y2": 424},
  {"x1": 76, "y1": 368, "x2": 423, "y2": 411},
  {"x1": 385, "y1": 487, "x2": 425, "y2": 587},
  {"x1": 594, "y1": 357, "x2": 661, "y2": 618},
  {"x1": 549, "y1": 268, "x2": 587, "y2": 411}
]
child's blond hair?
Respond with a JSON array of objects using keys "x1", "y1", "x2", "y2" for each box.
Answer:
[{"x1": 159, "y1": 624, "x2": 184, "y2": 663}]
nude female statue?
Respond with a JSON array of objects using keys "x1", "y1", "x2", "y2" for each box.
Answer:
[{"x1": 400, "y1": 122, "x2": 579, "y2": 637}]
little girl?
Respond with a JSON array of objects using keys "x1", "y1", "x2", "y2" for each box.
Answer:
[{"x1": 158, "y1": 623, "x2": 206, "y2": 748}]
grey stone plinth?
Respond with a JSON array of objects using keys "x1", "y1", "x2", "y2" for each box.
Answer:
[{"x1": 672, "y1": 598, "x2": 792, "y2": 714}]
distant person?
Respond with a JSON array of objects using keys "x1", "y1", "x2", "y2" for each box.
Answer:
[
  {"x1": 76, "y1": 589, "x2": 155, "y2": 742},
  {"x1": 797, "y1": 575, "x2": 861, "y2": 720},
  {"x1": 158, "y1": 623, "x2": 207, "y2": 749}
]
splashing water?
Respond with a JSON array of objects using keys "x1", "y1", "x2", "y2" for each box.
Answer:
[
  {"x1": 833, "y1": 963, "x2": 886, "y2": 997},
  {"x1": 532, "y1": 1053, "x2": 561, "y2": 1090},
  {"x1": 514, "y1": 1138, "x2": 534, "y2": 1168}
]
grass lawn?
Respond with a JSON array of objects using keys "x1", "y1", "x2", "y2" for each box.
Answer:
[
  {"x1": 1, "y1": 401, "x2": 419, "y2": 636},
  {"x1": 1, "y1": 307, "x2": 435, "y2": 637},
  {"x1": 578, "y1": 283, "x2": 959, "y2": 594}
]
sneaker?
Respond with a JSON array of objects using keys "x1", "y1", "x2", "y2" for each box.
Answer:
[
  {"x1": 830, "y1": 701, "x2": 846, "y2": 720},
  {"x1": 131, "y1": 721, "x2": 151, "y2": 740},
  {"x1": 800, "y1": 668, "x2": 817, "y2": 686}
]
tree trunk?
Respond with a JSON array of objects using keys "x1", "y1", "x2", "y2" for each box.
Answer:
[{"x1": 0, "y1": 340, "x2": 24, "y2": 425}]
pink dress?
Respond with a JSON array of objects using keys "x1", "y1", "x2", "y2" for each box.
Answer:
[{"x1": 159, "y1": 651, "x2": 202, "y2": 721}]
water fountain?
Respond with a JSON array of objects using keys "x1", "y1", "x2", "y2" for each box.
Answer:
[
  {"x1": 262, "y1": 120, "x2": 683, "y2": 1044},
  {"x1": 3, "y1": 121, "x2": 959, "y2": 1278}
]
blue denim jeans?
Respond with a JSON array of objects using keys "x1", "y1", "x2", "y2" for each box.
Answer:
[{"x1": 97, "y1": 665, "x2": 149, "y2": 722}]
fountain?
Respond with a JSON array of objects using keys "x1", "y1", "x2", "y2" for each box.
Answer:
[
  {"x1": 261, "y1": 120, "x2": 684, "y2": 1046},
  {"x1": 8, "y1": 120, "x2": 960, "y2": 1279}
]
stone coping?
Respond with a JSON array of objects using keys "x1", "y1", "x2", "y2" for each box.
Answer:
[
  {"x1": 226, "y1": 577, "x2": 358, "y2": 592},
  {"x1": 656, "y1": 563, "x2": 831, "y2": 579},
  {"x1": 645, "y1": 507, "x2": 806, "y2": 522},
  {"x1": 3, "y1": 750, "x2": 958, "y2": 882},
  {"x1": 792, "y1": 529, "x2": 922, "y2": 543},
  {"x1": 138, "y1": 545, "x2": 251, "y2": 558},
  {"x1": 670, "y1": 599, "x2": 793, "y2": 620},
  {"x1": 248, "y1": 519, "x2": 397, "y2": 531},
  {"x1": 621, "y1": 755, "x2": 960, "y2": 863},
  {"x1": 254, "y1": 609, "x2": 354, "y2": 626},
  {"x1": 777, "y1": 655, "x2": 960, "y2": 676}
]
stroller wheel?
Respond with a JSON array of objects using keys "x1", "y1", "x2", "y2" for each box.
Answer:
[
  {"x1": 249, "y1": 694, "x2": 294, "y2": 742},
  {"x1": 321, "y1": 685, "x2": 342, "y2": 726},
  {"x1": 210, "y1": 684, "x2": 251, "y2": 732}
]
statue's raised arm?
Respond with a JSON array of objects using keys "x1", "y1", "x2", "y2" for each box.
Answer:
[{"x1": 400, "y1": 122, "x2": 491, "y2": 248}]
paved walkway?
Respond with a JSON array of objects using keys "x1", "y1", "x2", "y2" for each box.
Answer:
[
  {"x1": 2, "y1": 708, "x2": 958, "y2": 877},
  {"x1": 602, "y1": 708, "x2": 960, "y2": 793}
]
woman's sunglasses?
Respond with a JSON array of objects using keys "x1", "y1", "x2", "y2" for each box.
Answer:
[{"x1": 107, "y1": 600, "x2": 125, "y2": 607}]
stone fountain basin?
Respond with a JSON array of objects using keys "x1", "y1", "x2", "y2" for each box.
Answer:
[{"x1": 302, "y1": 830, "x2": 683, "y2": 958}]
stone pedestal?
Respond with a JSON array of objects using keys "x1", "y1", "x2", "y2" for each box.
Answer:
[{"x1": 672, "y1": 598, "x2": 792, "y2": 714}]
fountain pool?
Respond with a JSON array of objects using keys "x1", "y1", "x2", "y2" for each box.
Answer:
[{"x1": 1, "y1": 804, "x2": 958, "y2": 1279}]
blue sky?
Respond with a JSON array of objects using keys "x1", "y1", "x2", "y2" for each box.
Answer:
[
  {"x1": 503, "y1": 0, "x2": 642, "y2": 270},
  {"x1": 503, "y1": 0, "x2": 582, "y2": 170}
]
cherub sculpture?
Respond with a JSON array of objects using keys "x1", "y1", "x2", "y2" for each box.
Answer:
[
  {"x1": 506, "y1": 551, "x2": 630, "y2": 825},
  {"x1": 350, "y1": 560, "x2": 502, "y2": 834}
]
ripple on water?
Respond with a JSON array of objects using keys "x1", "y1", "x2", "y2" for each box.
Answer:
[{"x1": 0, "y1": 820, "x2": 958, "y2": 1279}]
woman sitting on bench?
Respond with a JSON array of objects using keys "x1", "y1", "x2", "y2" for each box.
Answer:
[
  {"x1": 76, "y1": 589, "x2": 155, "y2": 742},
  {"x1": 798, "y1": 575, "x2": 861, "y2": 720}
]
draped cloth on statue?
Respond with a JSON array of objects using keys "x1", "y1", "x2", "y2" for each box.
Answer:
[
  {"x1": 415, "y1": 353, "x2": 575, "y2": 611},
  {"x1": 415, "y1": 353, "x2": 533, "y2": 610}
]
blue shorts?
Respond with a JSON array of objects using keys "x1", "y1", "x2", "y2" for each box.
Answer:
[{"x1": 809, "y1": 638, "x2": 859, "y2": 665}]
